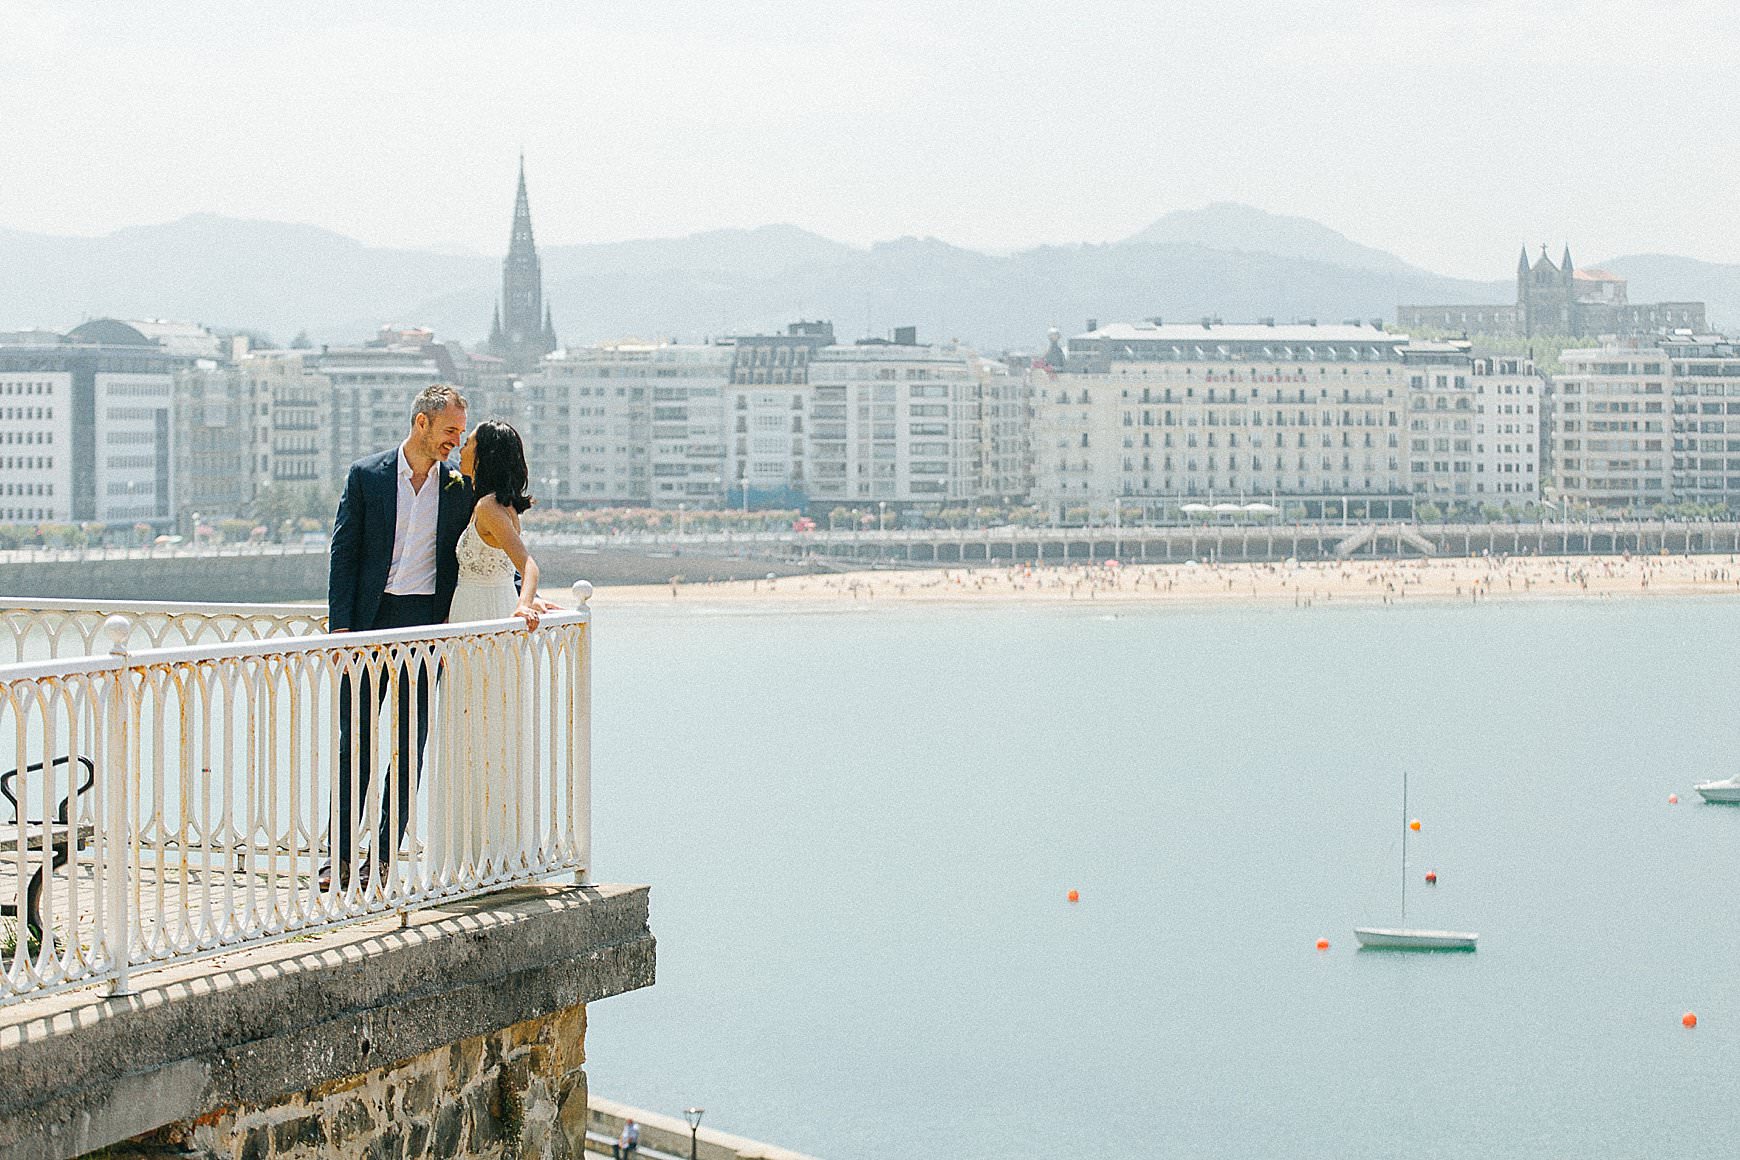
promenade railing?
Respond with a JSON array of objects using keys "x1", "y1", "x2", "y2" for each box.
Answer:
[
  {"x1": 0, "y1": 583, "x2": 593, "y2": 1004},
  {"x1": 0, "y1": 597, "x2": 328, "y2": 662}
]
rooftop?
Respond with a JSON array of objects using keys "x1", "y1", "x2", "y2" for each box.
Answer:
[{"x1": 1075, "y1": 321, "x2": 1402, "y2": 344}]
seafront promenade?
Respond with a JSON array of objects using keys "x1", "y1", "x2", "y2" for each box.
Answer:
[
  {"x1": 8, "y1": 520, "x2": 1740, "y2": 604},
  {"x1": 568, "y1": 518, "x2": 1740, "y2": 567}
]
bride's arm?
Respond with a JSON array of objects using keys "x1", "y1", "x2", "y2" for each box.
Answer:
[{"x1": 475, "y1": 498, "x2": 543, "y2": 628}]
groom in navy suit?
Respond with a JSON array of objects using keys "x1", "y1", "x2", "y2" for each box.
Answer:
[{"x1": 325, "y1": 383, "x2": 473, "y2": 887}]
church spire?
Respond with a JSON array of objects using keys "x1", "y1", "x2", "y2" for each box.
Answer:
[{"x1": 488, "y1": 155, "x2": 558, "y2": 372}]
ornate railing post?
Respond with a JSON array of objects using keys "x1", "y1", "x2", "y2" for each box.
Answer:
[
  {"x1": 572, "y1": 581, "x2": 593, "y2": 887},
  {"x1": 101, "y1": 615, "x2": 135, "y2": 998}
]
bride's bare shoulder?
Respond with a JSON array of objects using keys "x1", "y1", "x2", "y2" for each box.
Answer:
[{"x1": 471, "y1": 494, "x2": 521, "y2": 545}]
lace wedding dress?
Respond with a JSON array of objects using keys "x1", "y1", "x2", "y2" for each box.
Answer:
[{"x1": 435, "y1": 520, "x2": 531, "y2": 870}]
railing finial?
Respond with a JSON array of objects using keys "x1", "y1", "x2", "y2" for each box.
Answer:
[
  {"x1": 572, "y1": 580, "x2": 594, "y2": 606},
  {"x1": 102, "y1": 615, "x2": 131, "y2": 655}
]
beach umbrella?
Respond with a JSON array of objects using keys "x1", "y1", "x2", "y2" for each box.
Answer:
[
  {"x1": 1180, "y1": 503, "x2": 1210, "y2": 513},
  {"x1": 1243, "y1": 502, "x2": 1278, "y2": 513},
  {"x1": 1211, "y1": 503, "x2": 1242, "y2": 513}
]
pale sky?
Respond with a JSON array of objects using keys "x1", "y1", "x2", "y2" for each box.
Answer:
[{"x1": 3, "y1": 0, "x2": 1736, "y2": 279}]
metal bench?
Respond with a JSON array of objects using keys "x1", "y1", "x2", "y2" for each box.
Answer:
[{"x1": 0, "y1": 755, "x2": 96, "y2": 942}]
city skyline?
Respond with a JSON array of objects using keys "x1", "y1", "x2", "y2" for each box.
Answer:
[{"x1": 6, "y1": 0, "x2": 1740, "y2": 279}]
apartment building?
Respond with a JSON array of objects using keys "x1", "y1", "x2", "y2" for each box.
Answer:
[
  {"x1": 173, "y1": 347, "x2": 332, "y2": 524},
  {"x1": 1402, "y1": 341, "x2": 1542, "y2": 504},
  {"x1": 1032, "y1": 321, "x2": 1411, "y2": 519},
  {"x1": 979, "y1": 356, "x2": 1031, "y2": 504},
  {"x1": 1551, "y1": 342, "x2": 1672, "y2": 508},
  {"x1": 0, "y1": 321, "x2": 202, "y2": 526},
  {"x1": 1665, "y1": 336, "x2": 1740, "y2": 507},
  {"x1": 645, "y1": 344, "x2": 732, "y2": 506},
  {"x1": 723, "y1": 321, "x2": 834, "y2": 505},
  {"x1": 523, "y1": 342, "x2": 735, "y2": 507},
  {"x1": 316, "y1": 342, "x2": 445, "y2": 487},
  {"x1": 805, "y1": 332, "x2": 982, "y2": 506}
]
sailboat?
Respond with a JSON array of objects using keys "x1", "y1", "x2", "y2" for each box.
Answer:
[
  {"x1": 1354, "y1": 771, "x2": 1478, "y2": 951},
  {"x1": 1693, "y1": 775, "x2": 1740, "y2": 804}
]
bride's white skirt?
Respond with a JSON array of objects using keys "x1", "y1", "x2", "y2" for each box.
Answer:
[{"x1": 429, "y1": 579, "x2": 532, "y2": 877}]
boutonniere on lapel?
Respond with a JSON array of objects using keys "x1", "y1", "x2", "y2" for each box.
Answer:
[{"x1": 444, "y1": 470, "x2": 467, "y2": 492}]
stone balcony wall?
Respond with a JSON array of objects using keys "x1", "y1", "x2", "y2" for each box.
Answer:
[{"x1": 0, "y1": 884, "x2": 654, "y2": 1160}]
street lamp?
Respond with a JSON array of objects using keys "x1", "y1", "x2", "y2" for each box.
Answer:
[
  {"x1": 543, "y1": 474, "x2": 560, "y2": 510},
  {"x1": 878, "y1": 500, "x2": 887, "y2": 532},
  {"x1": 683, "y1": 1107, "x2": 704, "y2": 1160},
  {"x1": 678, "y1": 502, "x2": 687, "y2": 537},
  {"x1": 739, "y1": 470, "x2": 749, "y2": 515}
]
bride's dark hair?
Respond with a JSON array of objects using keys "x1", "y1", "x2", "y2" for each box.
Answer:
[{"x1": 470, "y1": 420, "x2": 533, "y2": 514}]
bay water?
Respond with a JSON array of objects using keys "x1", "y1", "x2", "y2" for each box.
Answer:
[{"x1": 586, "y1": 595, "x2": 1740, "y2": 1159}]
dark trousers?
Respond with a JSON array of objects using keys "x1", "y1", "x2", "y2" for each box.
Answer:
[{"x1": 334, "y1": 593, "x2": 439, "y2": 875}]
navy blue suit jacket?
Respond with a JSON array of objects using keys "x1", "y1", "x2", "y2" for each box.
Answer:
[{"x1": 328, "y1": 448, "x2": 474, "y2": 632}]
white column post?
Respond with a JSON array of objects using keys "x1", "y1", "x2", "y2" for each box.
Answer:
[
  {"x1": 572, "y1": 580, "x2": 593, "y2": 887},
  {"x1": 101, "y1": 616, "x2": 136, "y2": 998}
]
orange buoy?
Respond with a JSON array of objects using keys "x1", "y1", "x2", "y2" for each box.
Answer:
[
  {"x1": 1315, "y1": 938, "x2": 1329, "y2": 950},
  {"x1": 1067, "y1": 889, "x2": 1079, "y2": 903},
  {"x1": 1409, "y1": 819, "x2": 1422, "y2": 832},
  {"x1": 1669, "y1": 794, "x2": 1680, "y2": 804},
  {"x1": 1425, "y1": 870, "x2": 1438, "y2": 885},
  {"x1": 1683, "y1": 1011, "x2": 1699, "y2": 1029}
]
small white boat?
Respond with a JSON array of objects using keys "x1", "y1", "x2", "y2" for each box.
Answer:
[
  {"x1": 1694, "y1": 776, "x2": 1740, "y2": 804},
  {"x1": 1355, "y1": 926, "x2": 1478, "y2": 951},
  {"x1": 1356, "y1": 772, "x2": 1478, "y2": 952}
]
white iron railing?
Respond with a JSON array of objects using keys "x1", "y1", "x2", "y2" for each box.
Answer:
[
  {"x1": 0, "y1": 597, "x2": 327, "y2": 663},
  {"x1": 0, "y1": 584, "x2": 592, "y2": 1004}
]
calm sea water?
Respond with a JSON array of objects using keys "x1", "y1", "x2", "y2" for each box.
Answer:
[{"x1": 585, "y1": 595, "x2": 1740, "y2": 1160}]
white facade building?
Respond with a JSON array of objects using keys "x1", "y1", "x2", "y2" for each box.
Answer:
[
  {"x1": 1552, "y1": 335, "x2": 1740, "y2": 511},
  {"x1": 805, "y1": 338, "x2": 982, "y2": 506},
  {"x1": 0, "y1": 366, "x2": 71, "y2": 523},
  {"x1": 316, "y1": 344, "x2": 444, "y2": 487},
  {"x1": 1, "y1": 321, "x2": 193, "y2": 527},
  {"x1": 723, "y1": 322, "x2": 834, "y2": 505},
  {"x1": 1551, "y1": 343, "x2": 1672, "y2": 508},
  {"x1": 725, "y1": 382, "x2": 807, "y2": 507},
  {"x1": 1665, "y1": 336, "x2": 1740, "y2": 507},
  {"x1": 1033, "y1": 322, "x2": 1411, "y2": 519},
  {"x1": 524, "y1": 342, "x2": 732, "y2": 506},
  {"x1": 1402, "y1": 341, "x2": 1542, "y2": 505},
  {"x1": 173, "y1": 348, "x2": 333, "y2": 523}
]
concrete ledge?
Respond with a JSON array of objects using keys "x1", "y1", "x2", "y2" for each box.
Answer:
[{"x1": 0, "y1": 883, "x2": 654, "y2": 1160}]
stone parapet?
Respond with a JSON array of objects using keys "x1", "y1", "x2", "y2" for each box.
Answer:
[{"x1": 0, "y1": 883, "x2": 654, "y2": 1160}]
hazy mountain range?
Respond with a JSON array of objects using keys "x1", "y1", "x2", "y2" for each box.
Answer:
[{"x1": 3, "y1": 202, "x2": 1736, "y2": 352}]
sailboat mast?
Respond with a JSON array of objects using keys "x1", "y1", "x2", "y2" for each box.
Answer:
[{"x1": 1401, "y1": 770, "x2": 1409, "y2": 925}]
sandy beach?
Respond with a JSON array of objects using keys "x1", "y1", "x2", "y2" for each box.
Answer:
[{"x1": 583, "y1": 553, "x2": 1740, "y2": 610}]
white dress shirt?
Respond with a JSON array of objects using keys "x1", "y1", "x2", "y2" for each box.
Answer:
[{"x1": 383, "y1": 445, "x2": 440, "y2": 596}]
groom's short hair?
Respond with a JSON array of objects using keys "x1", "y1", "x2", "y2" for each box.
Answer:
[{"x1": 410, "y1": 383, "x2": 468, "y2": 425}]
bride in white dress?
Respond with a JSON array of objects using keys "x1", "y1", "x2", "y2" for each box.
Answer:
[{"x1": 439, "y1": 420, "x2": 550, "y2": 872}]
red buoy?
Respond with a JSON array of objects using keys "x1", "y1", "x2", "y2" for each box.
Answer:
[
  {"x1": 1425, "y1": 870, "x2": 1438, "y2": 885},
  {"x1": 1315, "y1": 938, "x2": 1329, "y2": 950},
  {"x1": 1683, "y1": 1011, "x2": 1699, "y2": 1029},
  {"x1": 1669, "y1": 794, "x2": 1679, "y2": 804},
  {"x1": 1067, "y1": 889, "x2": 1079, "y2": 903}
]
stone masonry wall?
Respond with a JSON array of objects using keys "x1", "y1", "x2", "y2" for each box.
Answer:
[{"x1": 103, "y1": 1003, "x2": 588, "y2": 1160}]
